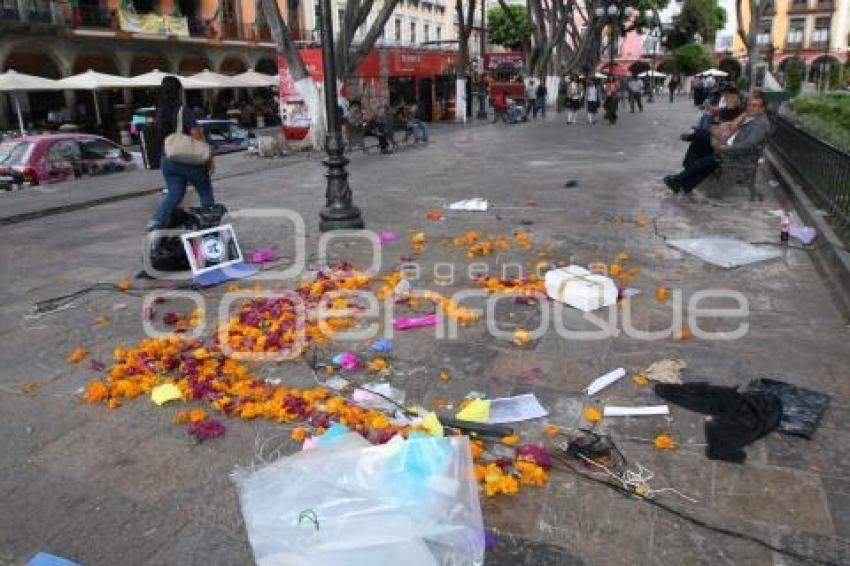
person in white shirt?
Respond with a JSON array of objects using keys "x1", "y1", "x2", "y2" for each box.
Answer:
[
  {"x1": 627, "y1": 75, "x2": 644, "y2": 113},
  {"x1": 585, "y1": 80, "x2": 600, "y2": 125},
  {"x1": 565, "y1": 75, "x2": 583, "y2": 124}
]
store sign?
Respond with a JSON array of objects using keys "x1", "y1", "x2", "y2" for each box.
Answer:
[
  {"x1": 483, "y1": 52, "x2": 525, "y2": 72},
  {"x1": 118, "y1": 9, "x2": 189, "y2": 37}
]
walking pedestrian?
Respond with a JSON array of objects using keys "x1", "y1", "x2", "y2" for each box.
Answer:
[
  {"x1": 585, "y1": 80, "x2": 600, "y2": 125},
  {"x1": 533, "y1": 80, "x2": 548, "y2": 119},
  {"x1": 603, "y1": 78, "x2": 620, "y2": 125},
  {"x1": 493, "y1": 91, "x2": 508, "y2": 124},
  {"x1": 565, "y1": 75, "x2": 583, "y2": 124},
  {"x1": 147, "y1": 76, "x2": 215, "y2": 231},
  {"x1": 627, "y1": 74, "x2": 644, "y2": 113},
  {"x1": 668, "y1": 77, "x2": 679, "y2": 103}
]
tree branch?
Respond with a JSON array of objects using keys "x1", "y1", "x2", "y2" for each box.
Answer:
[{"x1": 261, "y1": 0, "x2": 308, "y2": 80}]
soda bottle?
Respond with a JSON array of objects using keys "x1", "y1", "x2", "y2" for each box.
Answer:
[{"x1": 780, "y1": 213, "x2": 790, "y2": 242}]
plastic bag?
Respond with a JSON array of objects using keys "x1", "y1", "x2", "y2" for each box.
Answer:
[
  {"x1": 666, "y1": 237, "x2": 783, "y2": 268},
  {"x1": 232, "y1": 434, "x2": 484, "y2": 566},
  {"x1": 745, "y1": 378, "x2": 830, "y2": 439}
]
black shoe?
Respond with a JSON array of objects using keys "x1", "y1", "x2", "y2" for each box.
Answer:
[
  {"x1": 664, "y1": 175, "x2": 681, "y2": 193},
  {"x1": 680, "y1": 133, "x2": 694, "y2": 142}
]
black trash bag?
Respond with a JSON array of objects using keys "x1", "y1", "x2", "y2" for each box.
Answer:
[
  {"x1": 654, "y1": 382, "x2": 782, "y2": 463},
  {"x1": 744, "y1": 378, "x2": 830, "y2": 439},
  {"x1": 148, "y1": 204, "x2": 228, "y2": 272}
]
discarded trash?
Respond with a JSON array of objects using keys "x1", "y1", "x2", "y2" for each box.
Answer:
[
  {"x1": 564, "y1": 180, "x2": 579, "y2": 188},
  {"x1": 790, "y1": 222, "x2": 817, "y2": 245},
  {"x1": 421, "y1": 412, "x2": 445, "y2": 436},
  {"x1": 426, "y1": 210, "x2": 443, "y2": 220},
  {"x1": 603, "y1": 405, "x2": 670, "y2": 417},
  {"x1": 489, "y1": 394, "x2": 548, "y2": 424},
  {"x1": 456, "y1": 398, "x2": 491, "y2": 423},
  {"x1": 352, "y1": 382, "x2": 406, "y2": 411},
  {"x1": 370, "y1": 339, "x2": 394, "y2": 353},
  {"x1": 378, "y1": 231, "x2": 399, "y2": 245},
  {"x1": 150, "y1": 383, "x2": 182, "y2": 406},
  {"x1": 232, "y1": 435, "x2": 484, "y2": 566},
  {"x1": 331, "y1": 351, "x2": 361, "y2": 371},
  {"x1": 744, "y1": 378, "x2": 830, "y2": 439},
  {"x1": 250, "y1": 246, "x2": 278, "y2": 264},
  {"x1": 666, "y1": 237, "x2": 783, "y2": 268},
  {"x1": 323, "y1": 376, "x2": 350, "y2": 391},
  {"x1": 394, "y1": 314, "x2": 437, "y2": 330},
  {"x1": 28, "y1": 553, "x2": 81, "y2": 566},
  {"x1": 585, "y1": 368, "x2": 626, "y2": 395},
  {"x1": 655, "y1": 382, "x2": 781, "y2": 463},
  {"x1": 392, "y1": 278, "x2": 411, "y2": 300},
  {"x1": 644, "y1": 359, "x2": 687, "y2": 384},
  {"x1": 448, "y1": 198, "x2": 488, "y2": 212},
  {"x1": 545, "y1": 265, "x2": 618, "y2": 312}
]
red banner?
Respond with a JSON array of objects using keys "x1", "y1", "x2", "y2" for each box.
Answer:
[
  {"x1": 483, "y1": 52, "x2": 524, "y2": 72},
  {"x1": 283, "y1": 48, "x2": 459, "y2": 81}
]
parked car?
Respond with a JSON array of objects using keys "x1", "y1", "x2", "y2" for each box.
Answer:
[
  {"x1": 198, "y1": 119, "x2": 254, "y2": 155},
  {"x1": 0, "y1": 134, "x2": 143, "y2": 190}
]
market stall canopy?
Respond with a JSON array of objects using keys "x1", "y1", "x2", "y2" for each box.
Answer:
[
  {"x1": 0, "y1": 69, "x2": 62, "y2": 92},
  {"x1": 127, "y1": 69, "x2": 215, "y2": 89},
  {"x1": 0, "y1": 70, "x2": 63, "y2": 134},
  {"x1": 638, "y1": 70, "x2": 667, "y2": 78},
  {"x1": 700, "y1": 68, "x2": 729, "y2": 77},
  {"x1": 57, "y1": 69, "x2": 133, "y2": 89},
  {"x1": 190, "y1": 69, "x2": 243, "y2": 88},
  {"x1": 233, "y1": 70, "x2": 278, "y2": 87}
]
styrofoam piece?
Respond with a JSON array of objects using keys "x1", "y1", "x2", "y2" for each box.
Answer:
[
  {"x1": 585, "y1": 368, "x2": 626, "y2": 396},
  {"x1": 603, "y1": 405, "x2": 670, "y2": 417},
  {"x1": 666, "y1": 237, "x2": 783, "y2": 268},
  {"x1": 544, "y1": 265, "x2": 618, "y2": 312}
]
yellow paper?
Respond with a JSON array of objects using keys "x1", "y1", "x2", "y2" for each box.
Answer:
[
  {"x1": 455, "y1": 399, "x2": 491, "y2": 423},
  {"x1": 151, "y1": 383, "x2": 182, "y2": 406},
  {"x1": 421, "y1": 412, "x2": 444, "y2": 437}
]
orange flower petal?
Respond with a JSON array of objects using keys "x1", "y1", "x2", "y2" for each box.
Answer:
[
  {"x1": 543, "y1": 424, "x2": 561, "y2": 436},
  {"x1": 66, "y1": 346, "x2": 88, "y2": 364},
  {"x1": 500, "y1": 433, "x2": 520, "y2": 445},
  {"x1": 653, "y1": 434, "x2": 676, "y2": 450},
  {"x1": 583, "y1": 406, "x2": 603, "y2": 423}
]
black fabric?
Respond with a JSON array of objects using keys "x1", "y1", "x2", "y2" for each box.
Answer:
[
  {"x1": 654, "y1": 382, "x2": 782, "y2": 463},
  {"x1": 682, "y1": 129, "x2": 714, "y2": 169},
  {"x1": 674, "y1": 155, "x2": 720, "y2": 192},
  {"x1": 744, "y1": 379, "x2": 830, "y2": 439}
]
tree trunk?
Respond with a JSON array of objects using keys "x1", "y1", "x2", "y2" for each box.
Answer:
[{"x1": 262, "y1": 0, "x2": 324, "y2": 150}]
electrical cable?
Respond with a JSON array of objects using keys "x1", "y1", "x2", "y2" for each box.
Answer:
[{"x1": 552, "y1": 452, "x2": 839, "y2": 566}]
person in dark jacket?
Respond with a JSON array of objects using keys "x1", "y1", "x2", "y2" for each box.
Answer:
[{"x1": 147, "y1": 76, "x2": 215, "y2": 230}]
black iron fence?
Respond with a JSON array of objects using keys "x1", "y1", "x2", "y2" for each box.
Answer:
[{"x1": 770, "y1": 114, "x2": 850, "y2": 240}]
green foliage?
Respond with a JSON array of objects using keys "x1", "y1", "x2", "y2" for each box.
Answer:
[
  {"x1": 673, "y1": 42, "x2": 713, "y2": 75},
  {"x1": 487, "y1": 5, "x2": 532, "y2": 50},
  {"x1": 785, "y1": 59, "x2": 805, "y2": 96},
  {"x1": 793, "y1": 94, "x2": 850, "y2": 151},
  {"x1": 736, "y1": 74, "x2": 749, "y2": 92},
  {"x1": 666, "y1": 0, "x2": 725, "y2": 50}
]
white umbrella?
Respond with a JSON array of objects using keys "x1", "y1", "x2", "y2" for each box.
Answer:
[
  {"x1": 638, "y1": 70, "x2": 667, "y2": 78},
  {"x1": 700, "y1": 68, "x2": 729, "y2": 77},
  {"x1": 191, "y1": 69, "x2": 243, "y2": 88},
  {"x1": 234, "y1": 70, "x2": 278, "y2": 87},
  {"x1": 127, "y1": 69, "x2": 215, "y2": 90},
  {"x1": 57, "y1": 69, "x2": 133, "y2": 125},
  {"x1": 0, "y1": 70, "x2": 62, "y2": 134}
]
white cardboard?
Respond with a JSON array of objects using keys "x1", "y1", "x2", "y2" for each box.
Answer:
[
  {"x1": 603, "y1": 405, "x2": 670, "y2": 417},
  {"x1": 544, "y1": 266, "x2": 618, "y2": 312},
  {"x1": 585, "y1": 368, "x2": 626, "y2": 396}
]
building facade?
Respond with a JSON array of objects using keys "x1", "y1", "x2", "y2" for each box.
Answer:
[{"x1": 714, "y1": 0, "x2": 849, "y2": 85}]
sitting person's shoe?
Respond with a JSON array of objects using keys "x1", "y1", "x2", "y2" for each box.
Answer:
[
  {"x1": 663, "y1": 175, "x2": 681, "y2": 193},
  {"x1": 680, "y1": 132, "x2": 695, "y2": 142}
]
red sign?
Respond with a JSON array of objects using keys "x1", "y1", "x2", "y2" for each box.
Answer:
[
  {"x1": 483, "y1": 52, "x2": 525, "y2": 72},
  {"x1": 283, "y1": 48, "x2": 459, "y2": 81}
]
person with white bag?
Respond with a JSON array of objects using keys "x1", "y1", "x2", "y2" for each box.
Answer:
[{"x1": 147, "y1": 76, "x2": 215, "y2": 230}]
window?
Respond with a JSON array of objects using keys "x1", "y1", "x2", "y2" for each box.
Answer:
[
  {"x1": 756, "y1": 20, "x2": 772, "y2": 45},
  {"x1": 812, "y1": 17, "x2": 830, "y2": 45},
  {"x1": 410, "y1": 20, "x2": 416, "y2": 43},
  {"x1": 81, "y1": 139, "x2": 122, "y2": 160},
  {"x1": 394, "y1": 17, "x2": 402, "y2": 42},
  {"x1": 0, "y1": 141, "x2": 32, "y2": 166},
  {"x1": 436, "y1": 25, "x2": 441, "y2": 42},
  {"x1": 46, "y1": 140, "x2": 80, "y2": 163},
  {"x1": 424, "y1": 23, "x2": 429, "y2": 42},
  {"x1": 787, "y1": 19, "x2": 804, "y2": 45}
]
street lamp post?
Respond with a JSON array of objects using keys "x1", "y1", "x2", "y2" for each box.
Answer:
[
  {"x1": 318, "y1": 0, "x2": 364, "y2": 231},
  {"x1": 647, "y1": 26, "x2": 661, "y2": 103}
]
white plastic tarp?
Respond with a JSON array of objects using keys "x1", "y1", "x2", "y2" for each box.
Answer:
[{"x1": 666, "y1": 237, "x2": 783, "y2": 268}]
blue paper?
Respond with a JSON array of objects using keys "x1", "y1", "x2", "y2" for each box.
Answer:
[
  {"x1": 371, "y1": 339, "x2": 394, "y2": 353},
  {"x1": 28, "y1": 553, "x2": 81, "y2": 566}
]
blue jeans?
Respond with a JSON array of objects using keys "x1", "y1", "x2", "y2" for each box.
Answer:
[{"x1": 152, "y1": 157, "x2": 214, "y2": 227}]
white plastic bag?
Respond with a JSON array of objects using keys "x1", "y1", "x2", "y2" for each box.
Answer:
[{"x1": 232, "y1": 434, "x2": 484, "y2": 566}]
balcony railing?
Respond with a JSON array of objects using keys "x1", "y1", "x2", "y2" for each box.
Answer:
[
  {"x1": 815, "y1": 1, "x2": 834, "y2": 10},
  {"x1": 1, "y1": 5, "x2": 20, "y2": 19}
]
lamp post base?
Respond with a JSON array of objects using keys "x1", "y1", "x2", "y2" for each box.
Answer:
[{"x1": 319, "y1": 205, "x2": 365, "y2": 231}]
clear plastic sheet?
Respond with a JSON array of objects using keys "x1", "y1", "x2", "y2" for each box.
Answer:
[
  {"x1": 232, "y1": 433, "x2": 484, "y2": 566},
  {"x1": 666, "y1": 237, "x2": 783, "y2": 268},
  {"x1": 745, "y1": 378, "x2": 831, "y2": 439}
]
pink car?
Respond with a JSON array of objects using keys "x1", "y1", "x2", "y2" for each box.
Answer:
[{"x1": 0, "y1": 133, "x2": 142, "y2": 190}]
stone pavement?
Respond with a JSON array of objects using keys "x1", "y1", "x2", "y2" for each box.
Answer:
[{"x1": 2, "y1": 98, "x2": 850, "y2": 566}]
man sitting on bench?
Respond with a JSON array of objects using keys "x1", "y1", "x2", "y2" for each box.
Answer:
[{"x1": 664, "y1": 89, "x2": 770, "y2": 195}]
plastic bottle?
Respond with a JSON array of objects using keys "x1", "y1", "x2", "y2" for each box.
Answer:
[{"x1": 780, "y1": 212, "x2": 790, "y2": 242}]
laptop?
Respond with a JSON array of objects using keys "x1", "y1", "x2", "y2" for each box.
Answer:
[{"x1": 180, "y1": 223, "x2": 257, "y2": 287}]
